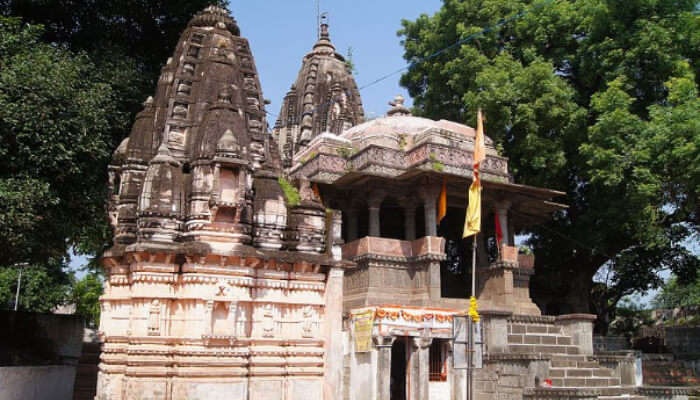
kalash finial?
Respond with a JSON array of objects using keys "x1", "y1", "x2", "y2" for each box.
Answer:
[
  {"x1": 387, "y1": 95, "x2": 411, "y2": 117},
  {"x1": 313, "y1": 12, "x2": 335, "y2": 54},
  {"x1": 320, "y1": 12, "x2": 330, "y2": 40}
]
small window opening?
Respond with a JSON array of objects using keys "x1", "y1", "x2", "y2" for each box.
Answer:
[{"x1": 429, "y1": 340, "x2": 447, "y2": 382}]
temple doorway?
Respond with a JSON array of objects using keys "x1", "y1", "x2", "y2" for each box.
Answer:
[{"x1": 390, "y1": 337, "x2": 407, "y2": 400}]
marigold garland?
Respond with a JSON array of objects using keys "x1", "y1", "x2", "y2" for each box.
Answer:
[
  {"x1": 468, "y1": 296, "x2": 480, "y2": 323},
  {"x1": 373, "y1": 308, "x2": 453, "y2": 323}
]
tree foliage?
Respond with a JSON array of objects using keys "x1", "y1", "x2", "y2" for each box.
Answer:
[
  {"x1": 0, "y1": 260, "x2": 72, "y2": 312},
  {"x1": 0, "y1": 17, "x2": 118, "y2": 266},
  {"x1": 653, "y1": 275, "x2": 700, "y2": 309},
  {"x1": 399, "y1": 0, "x2": 699, "y2": 316},
  {"x1": 0, "y1": 0, "x2": 223, "y2": 267},
  {"x1": 71, "y1": 273, "x2": 104, "y2": 328}
]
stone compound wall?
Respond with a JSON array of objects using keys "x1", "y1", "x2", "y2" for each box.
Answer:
[
  {"x1": 593, "y1": 335, "x2": 630, "y2": 353},
  {"x1": 0, "y1": 366, "x2": 77, "y2": 400},
  {"x1": 0, "y1": 312, "x2": 84, "y2": 400},
  {"x1": 666, "y1": 327, "x2": 700, "y2": 357}
]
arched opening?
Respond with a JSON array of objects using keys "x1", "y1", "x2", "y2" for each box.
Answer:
[
  {"x1": 429, "y1": 339, "x2": 448, "y2": 382},
  {"x1": 390, "y1": 337, "x2": 407, "y2": 400},
  {"x1": 380, "y1": 196, "x2": 405, "y2": 239}
]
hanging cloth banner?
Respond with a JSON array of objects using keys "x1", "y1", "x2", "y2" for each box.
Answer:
[{"x1": 352, "y1": 309, "x2": 375, "y2": 352}]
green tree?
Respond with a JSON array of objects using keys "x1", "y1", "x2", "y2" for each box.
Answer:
[
  {"x1": 0, "y1": 259, "x2": 72, "y2": 312},
  {"x1": 0, "y1": 17, "x2": 118, "y2": 267},
  {"x1": 399, "y1": 0, "x2": 699, "y2": 317},
  {"x1": 0, "y1": 0, "x2": 224, "y2": 265},
  {"x1": 71, "y1": 272, "x2": 104, "y2": 328},
  {"x1": 652, "y1": 275, "x2": 700, "y2": 309}
]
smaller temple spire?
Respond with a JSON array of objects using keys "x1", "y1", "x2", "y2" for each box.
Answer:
[
  {"x1": 216, "y1": 128, "x2": 241, "y2": 157},
  {"x1": 151, "y1": 141, "x2": 176, "y2": 165},
  {"x1": 312, "y1": 17, "x2": 336, "y2": 54}
]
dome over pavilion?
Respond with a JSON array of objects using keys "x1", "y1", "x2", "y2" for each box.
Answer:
[{"x1": 340, "y1": 96, "x2": 496, "y2": 154}]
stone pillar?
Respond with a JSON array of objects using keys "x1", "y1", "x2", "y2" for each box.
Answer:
[
  {"x1": 494, "y1": 201, "x2": 511, "y2": 245},
  {"x1": 368, "y1": 191, "x2": 385, "y2": 237},
  {"x1": 409, "y1": 334, "x2": 432, "y2": 400},
  {"x1": 556, "y1": 314, "x2": 597, "y2": 356},
  {"x1": 420, "y1": 185, "x2": 441, "y2": 237},
  {"x1": 324, "y1": 268, "x2": 345, "y2": 400},
  {"x1": 401, "y1": 198, "x2": 418, "y2": 241},
  {"x1": 373, "y1": 335, "x2": 396, "y2": 400},
  {"x1": 346, "y1": 207, "x2": 359, "y2": 242},
  {"x1": 446, "y1": 341, "x2": 466, "y2": 400}
]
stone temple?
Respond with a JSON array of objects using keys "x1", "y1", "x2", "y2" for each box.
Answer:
[{"x1": 99, "y1": 6, "x2": 646, "y2": 400}]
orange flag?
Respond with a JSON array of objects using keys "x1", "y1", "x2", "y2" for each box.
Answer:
[
  {"x1": 438, "y1": 178, "x2": 447, "y2": 224},
  {"x1": 463, "y1": 109, "x2": 486, "y2": 238},
  {"x1": 312, "y1": 182, "x2": 323, "y2": 205}
]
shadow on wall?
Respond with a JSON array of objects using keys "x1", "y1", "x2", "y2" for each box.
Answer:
[{"x1": 0, "y1": 311, "x2": 83, "y2": 366}]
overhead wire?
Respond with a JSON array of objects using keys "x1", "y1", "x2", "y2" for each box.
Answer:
[
  {"x1": 264, "y1": 0, "x2": 557, "y2": 120},
  {"x1": 265, "y1": 0, "x2": 614, "y2": 262}
]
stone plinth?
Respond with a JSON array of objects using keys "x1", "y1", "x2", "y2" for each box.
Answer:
[
  {"x1": 341, "y1": 236, "x2": 446, "y2": 312},
  {"x1": 477, "y1": 246, "x2": 541, "y2": 316},
  {"x1": 555, "y1": 314, "x2": 597, "y2": 356}
]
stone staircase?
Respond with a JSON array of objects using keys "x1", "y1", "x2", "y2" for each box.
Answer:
[
  {"x1": 642, "y1": 353, "x2": 700, "y2": 386},
  {"x1": 509, "y1": 318, "x2": 638, "y2": 400},
  {"x1": 72, "y1": 341, "x2": 101, "y2": 400}
]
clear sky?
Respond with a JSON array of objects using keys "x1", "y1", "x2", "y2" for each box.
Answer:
[{"x1": 228, "y1": 0, "x2": 443, "y2": 124}]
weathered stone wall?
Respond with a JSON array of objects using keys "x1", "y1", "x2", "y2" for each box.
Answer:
[
  {"x1": 474, "y1": 358, "x2": 539, "y2": 400},
  {"x1": 0, "y1": 365, "x2": 77, "y2": 400},
  {"x1": 0, "y1": 311, "x2": 83, "y2": 366},
  {"x1": 0, "y1": 312, "x2": 83, "y2": 400},
  {"x1": 593, "y1": 335, "x2": 630, "y2": 353},
  {"x1": 666, "y1": 327, "x2": 700, "y2": 357},
  {"x1": 643, "y1": 354, "x2": 700, "y2": 387}
]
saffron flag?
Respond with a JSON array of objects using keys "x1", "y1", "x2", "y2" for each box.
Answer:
[
  {"x1": 463, "y1": 109, "x2": 486, "y2": 238},
  {"x1": 438, "y1": 178, "x2": 447, "y2": 224},
  {"x1": 312, "y1": 182, "x2": 323, "y2": 205}
]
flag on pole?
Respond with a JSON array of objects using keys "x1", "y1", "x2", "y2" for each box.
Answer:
[
  {"x1": 438, "y1": 178, "x2": 447, "y2": 224},
  {"x1": 463, "y1": 109, "x2": 486, "y2": 238}
]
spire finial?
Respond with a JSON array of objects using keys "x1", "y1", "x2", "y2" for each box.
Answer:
[
  {"x1": 387, "y1": 95, "x2": 411, "y2": 117},
  {"x1": 320, "y1": 12, "x2": 329, "y2": 40}
]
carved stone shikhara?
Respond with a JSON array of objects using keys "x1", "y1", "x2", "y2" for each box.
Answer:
[
  {"x1": 100, "y1": 6, "x2": 348, "y2": 400},
  {"x1": 272, "y1": 23, "x2": 365, "y2": 167}
]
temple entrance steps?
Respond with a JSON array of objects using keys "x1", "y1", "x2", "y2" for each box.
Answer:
[
  {"x1": 507, "y1": 318, "x2": 637, "y2": 399},
  {"x1": 72, "y1": 330, "x2": 101, "y2": 400},
  {"x1": 523, "y1": 387, "x2": 642, "y2": 399},
  {"x1": 508, "y1": 322, "x2": 580, "y2": 356},
  {"x1": 547, "y1": 355, "x2": 621, "y2": 387}
]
